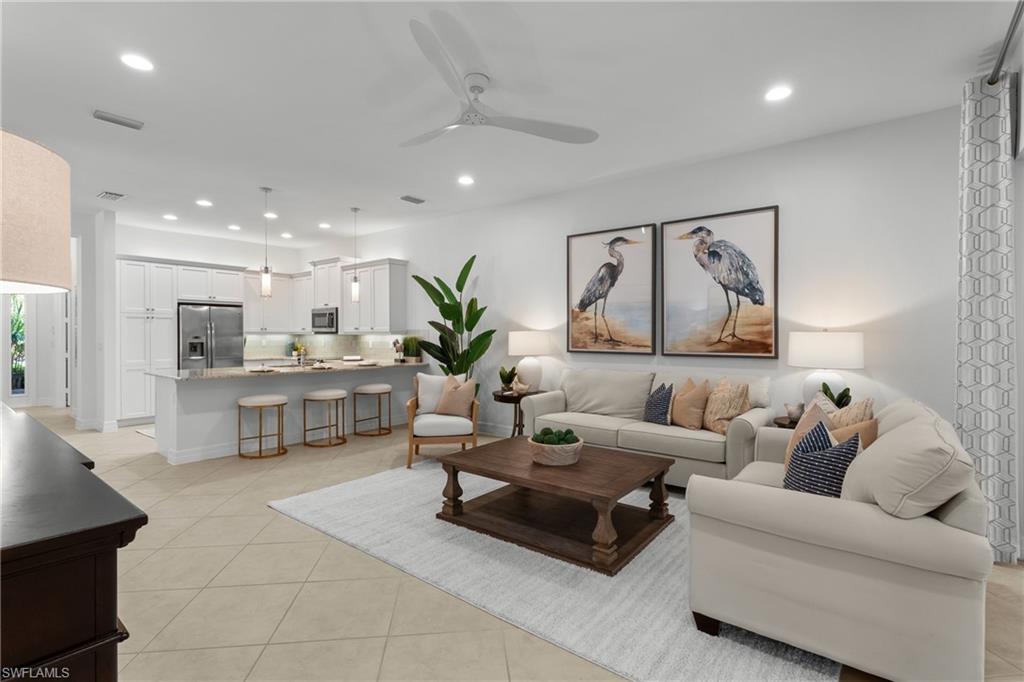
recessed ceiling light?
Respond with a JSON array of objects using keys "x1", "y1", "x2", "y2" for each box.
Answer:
[
  {"x1": 764, "y1": 84, "x2": 792, "y2": 102},
  {"x1": 195, "y1": 198, "x2": 213, "y2": 207},
  {"x1": 280, "y1": 232, "x2": 293, "y2": 239},
  {"x1": 120, "y1": 53, "x2": 154, "y2": 72},
  {"x1": 162, "y1": 214, "x2": 178, "y2": 221},
  {"x1": 264, "y1": 211, "x2": 278, "y2": 219},
  {"x1": 227, "y1": 224, "x2": 241, "y2": 231},
  {"x1": 457, "y1": 175, "x2": 475, "y2": 186},
  {"x1": 318, "y1": 222, "x2": 331, "y2": 229}
]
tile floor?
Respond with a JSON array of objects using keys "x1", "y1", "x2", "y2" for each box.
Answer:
[{"x1": 24, "y1": 407, "x2": 1024, "y2": 682}]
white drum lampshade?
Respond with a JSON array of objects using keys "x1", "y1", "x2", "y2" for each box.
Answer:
[
  {"x1": 0, "y1": 130, "x2": 71, "y2": 293},
  {"x1": 788, "y1": 331, "x2": 864, "y2": 403},
  {"x1": 508, "y1": 330, "x2": 549, "y2": 391}
]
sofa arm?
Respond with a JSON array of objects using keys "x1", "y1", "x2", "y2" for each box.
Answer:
[
  {"x1": 521, "y1": 390, "x2": 566, "y2": 435},
  {"x1": 754, "y1": 426, "x2": 790, "y2": 464},
  {"x1": 724, "y1": 407, "x2": 773, "y2": 479},
  {"x1": 687, "y1": 475, "x2": 993, "y2": 581}
]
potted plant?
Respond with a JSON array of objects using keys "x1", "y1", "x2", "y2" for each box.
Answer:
[
  {"x1": 498, "y1": 366, "x2": 517, "y2": 392},
  {"x1": 528, "y1": 427, "x2": 583, "y2": 466},
  {"x1": 403, "y1": 336, "x2": 422, "y2": 361}
]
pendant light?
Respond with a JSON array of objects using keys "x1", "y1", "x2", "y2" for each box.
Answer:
[
  {"x1": 259, "y1": 187, "x2": 273, "y2": 297},
  {"x1": 350, "y1": 207, "x2": 361, "y2": 303}
]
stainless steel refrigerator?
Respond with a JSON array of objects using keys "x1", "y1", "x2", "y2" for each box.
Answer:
[{"x1": 178, "y1": 304, "x2": 244, "y2": 370}]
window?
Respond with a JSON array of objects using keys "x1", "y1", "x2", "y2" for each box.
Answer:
[{"x1": 10, "y1": 294, "x2": 25, "y2": 395}]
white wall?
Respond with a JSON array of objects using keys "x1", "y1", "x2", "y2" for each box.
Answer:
[
  {"x1": 116, "y1": 224, "x2": 308, "y2": 273},
  {"x1": 354, "y1": 107, "x2": 960, "y2": 431}
]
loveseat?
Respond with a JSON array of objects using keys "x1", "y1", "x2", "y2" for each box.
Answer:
[
  {"x1": 521, "y1": 368, "x2": 774, "y2": 488},
  {"x1": 687, "y1": 398, "x2": 993, "y2": 681}
]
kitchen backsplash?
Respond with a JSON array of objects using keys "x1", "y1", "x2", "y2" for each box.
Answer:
[
  {"x1": 244, "y1": 332, "x2": 426, "y2": 361},
  {"x1": 242, "y1": 334, "x2": 295, "y2": 360}
]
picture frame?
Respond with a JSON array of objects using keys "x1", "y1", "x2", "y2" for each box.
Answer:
[
  {"x1": 661, "y1": 206, "x2": 778, "y2": 358},
  {"x1": 566, "y1": 223, "x2": 656, "y2": 354}
]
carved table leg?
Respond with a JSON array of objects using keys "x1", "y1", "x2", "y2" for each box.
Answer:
[
  {"x1": 649, "y1": 472, "x2": 669, "y2": 519},
  {"x1": 591, "y1": 499, "x2": 618, "y2": 569},
  {"x1": 442, "y1": 463, "x2": 463, "y2": 517}
]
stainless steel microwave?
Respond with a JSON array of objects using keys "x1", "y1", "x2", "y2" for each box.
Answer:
[{"x1": 311, "y1": 307, "x2": 338, "y2": 333}]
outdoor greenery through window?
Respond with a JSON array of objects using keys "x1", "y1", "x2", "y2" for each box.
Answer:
[{"x1": 10, "y1": 294, "x2": 25, "y2": 395}]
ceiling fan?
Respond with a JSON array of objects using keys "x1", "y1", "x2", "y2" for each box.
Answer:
[{"x1": 401, "y1": 19, "x2": 599, "y2": 147}]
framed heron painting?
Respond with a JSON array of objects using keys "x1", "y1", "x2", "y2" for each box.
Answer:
[
  {"x1": 567, "y1": 223, "x2": 655, "y2": 354},
  {"x1": 661, "y1": 206, "x2": 778, "y2": 358}
]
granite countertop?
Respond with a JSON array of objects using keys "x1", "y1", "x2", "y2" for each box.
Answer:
[{"x1": 149, "y1": 359, "x2": 424, "y2": 382}]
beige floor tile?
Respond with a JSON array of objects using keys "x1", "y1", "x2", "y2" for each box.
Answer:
[
  {"x1": 118, "y1": 549, "x2": 155, "y2": 576},
  {"x1": 120, "y1": 546, "x2": 242, "y2": 591},
  {"x1": 120, "y1": 645, "x2": 263, "y2": 681},
  {"x1": 177, "y1": 472, "x2": 267, "y2": 497},
  {"x1": 252, "y1": 515, "x2": 328, "y2": 544},
  {"x1": 118, "y1": 654, "x2": 135, "y2": 672},
  {"x1": 147, "y1": 494, "x2": 233, "y2": 518},
  {"x1": 987, "y1": 675, "x2": 1024, "y2": 682},
  {"x1": 120, "y1": 477, "x2": 195, "y2": 497},
  {"x1": 988, "y1": 588, "x2": 1024, "y2": 670},
  {"x1": 209, "y1": 492, "x2": 281, "y2": 518},
  {"x1": 307, "y1": 541, "x2": 403, "y2": 582},
  {"x1": 165, "y1": 515, "x2": 271, "y2": 548},
  {"x1": 131, "y1": 517, "x2": 199, "y2": 549},
  {"x1": 272, "y1": 578, "x2": 400, "y2": 643},
  {"x1": 503, "y1": 628, "x2": 620, "y2": 681},
  {"x1": 247, "y1": 638, "x2": 387, "y2": 681},
  {"x1": 378, "y1": 630, "x2": 508, "y2": 681},
  {"x1": 121, "y1": 493, "x2": 171, "y2": 511},
  {"x1": 990, "y1": 563, "x2": 1024, "y2": 603},
  {"x1": 390, "y1": 578, "x2": 506, "y2": 636},
  {"x1": 210, "y1": 541, "x2": 326, "y2": 587},
  {"x1": 118, "y1": 589, "x2": 199, "y2": 653},
  {"x1": 988, "y1": 650, "x2": 1024, "y2": 678},
  {"x1": 147, "y1": 583, "x2": 301, "y2": 651}
]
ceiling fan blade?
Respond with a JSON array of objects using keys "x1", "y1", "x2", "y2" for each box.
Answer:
[
  {"x1": 409, "y1": 19, "x2": 468, "y2": 101},
  {"x1": 399, "y1": 123, "x2": 461, "y2": 148},
  {"x1": 484, "y1": 115, "x2": 599, "y2": 144}
]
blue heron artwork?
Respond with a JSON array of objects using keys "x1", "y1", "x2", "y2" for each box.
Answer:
[
  {"x1": 662, "y1": 206, "x2": 777, "y2": 358},
  {"x1": 567, "y1": 224, "x2": 655, "y2": 354}
]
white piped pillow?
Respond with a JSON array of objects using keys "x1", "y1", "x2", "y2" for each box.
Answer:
[{"x1": 416, "y1": 372, "x2": 466, "y2": 414}]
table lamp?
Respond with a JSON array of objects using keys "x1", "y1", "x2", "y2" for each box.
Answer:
[
  {"x1": 788, "y1": 330, "x2": 864, "y2": 403},
  {"x1": 508, "y1": 331, "x2": 548, "y2": 391}
]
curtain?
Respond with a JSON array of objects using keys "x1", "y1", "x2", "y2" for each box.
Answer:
[{"x1": 957, "y1": 73, "x2": 1020, "y2": 563}]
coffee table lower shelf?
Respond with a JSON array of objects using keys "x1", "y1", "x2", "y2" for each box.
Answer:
[{"x1": 437, "y1": 485, "x2": 674, "y2": 576}]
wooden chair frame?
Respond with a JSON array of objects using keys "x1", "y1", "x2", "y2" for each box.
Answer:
[{"x1": 406, "y1": 396, "x2": 479, "y2": 468}]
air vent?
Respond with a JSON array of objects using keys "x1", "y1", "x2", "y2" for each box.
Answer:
[
  {"x1": 96, "y1": 191, "x2": 126, "y2": 202},
  {"x1": 92, "y1": 110, "x2": 144, "y2": 130},
  {"x1": 400, "y1": 195, "x2": 426, "y2": 205}
]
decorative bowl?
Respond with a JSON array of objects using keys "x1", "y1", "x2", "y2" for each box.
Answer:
[{"x1": 527, "y1": 438, "x2": 583, "y2": 466}]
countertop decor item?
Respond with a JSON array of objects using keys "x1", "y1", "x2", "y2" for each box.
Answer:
[
  {"x1": 1, "y1": 130, "x2": 71, "y2": 293},
  {"x1": 788, "y1": 330, "x2": 864, "y2": 403},
  {"x1": 492, "y1": 389, "x2": 539, "y2": 437},
  {"x1": 528, "y1": 427, "x2": 583, "y2": 466},
  {"x1": 508, "y1": 330, "x2": 548, "y2": 390}
]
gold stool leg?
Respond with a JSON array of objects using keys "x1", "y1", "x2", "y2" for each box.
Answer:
[{"x1": 258, "y1": 406, "x2": 264, "y2": 458}]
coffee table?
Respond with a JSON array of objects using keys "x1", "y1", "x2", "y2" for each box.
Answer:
[{"x1": 435, "y1": 437, "x2": 674, "y2": 576}]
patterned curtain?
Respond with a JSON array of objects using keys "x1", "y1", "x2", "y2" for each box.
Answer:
[{"x1": 957, "y1": 73, "x2": 1019, "y2": 563}]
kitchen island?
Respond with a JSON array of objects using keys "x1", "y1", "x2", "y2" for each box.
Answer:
[{"x1": 149, "y1": 360, "x2": 423, "y2": 464}]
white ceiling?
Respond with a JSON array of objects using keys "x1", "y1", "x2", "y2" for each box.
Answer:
[{"x1": 1, "y1": 1, "x2": 1010, "y2": 248}]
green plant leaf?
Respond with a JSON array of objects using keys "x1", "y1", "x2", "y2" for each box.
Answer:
[
  {"x1": 412, "y1": 275, "x2": 445, "y2": 307},
  {"x1": 417, "y1": 340, "x2": 448, "y2": 366},
  {"x1": 465, "y1": 329, "x2": 496, "y2": 363},
  {"x1": 434, "y1": 277, "x2": 458, "y2": 305},
  {"x1": 438, "y1": 301, "x2": 461, "y2": 323},
  {"x1": 428, "y1": 321, "x2": 458, "y2": 343},
  {"x1": 466, "y1": 304, "x2": 487, "y2": 332},
  {"x1": 456, "y1": 255, "x2": 476, "y2": 293},
  {"x1": 821, "y1": 382, "x2": 836, "y2": 403}
]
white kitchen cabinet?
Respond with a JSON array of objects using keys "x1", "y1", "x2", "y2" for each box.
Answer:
[
  {"x1": 149, "y1": 263, "x2": 178, "y2": 315},
  {"x1": 119, "y1": 260, "x2": 179, "y2": 315},
  {"x1": 312, "y1": 260, "x2": 341, "y2": 309},
  {"x1": 177, "y1": 266, "x2": 210, "y2": 301},
  {"x1": 119, "y1": 261, "x2": 148, "y2": 314},
  {"x1": 243, "y1": 272, "x2": 295, "y2": 332},
  {"x1": 210, "y1": 270, "x2": 245, "y2": 302},
  {"x1": 340, "y1": 259, "x2": 407, "y2": 333},
  {"x1": 243, "y1": 273, "x2": 263, "y2": 332},
  {"x1": 179, "y1": 266, "x2": 245, "y2": 302},
  {"x1": 292, "y1": 273, "x2": 313, "y2": 333},
  {"x1": 341, "y1": 269, "x2": 358, "y2": 333},
  {"x1": 119, "y1": 312, "x2": 150, "y2": 419}
]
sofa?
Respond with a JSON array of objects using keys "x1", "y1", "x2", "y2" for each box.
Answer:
[
  {"x1": 521, "y1": 368, "x2": 774, "y2": 488},
  {"x1": 687, "y1": 398, "x2": 993, "y2": 682}
]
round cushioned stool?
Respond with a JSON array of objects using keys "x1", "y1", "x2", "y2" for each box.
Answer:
[
  {"x1": 237, "y1": 394, "x2": 288, "y2": 458},
  {"x1": 353, "y1": 383, "x2": 392, "y2": 437},
  {"x1": 303, "y1": 388, "x2": 348, "y2": 447}
]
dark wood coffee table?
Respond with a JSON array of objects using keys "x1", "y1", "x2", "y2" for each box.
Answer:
[{"x1": 435, "y1": 437, "x2": 674, "y2": 576}]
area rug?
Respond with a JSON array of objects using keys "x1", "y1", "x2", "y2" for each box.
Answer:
[{"x1": 270, "y1": 461, "x2": 840, "y2": 682}]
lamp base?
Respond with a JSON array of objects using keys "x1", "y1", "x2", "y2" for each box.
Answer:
[
  {"x1": 516, "y1": 356, "x2": 542, "y2": 392},
  {"x1": 802, "y1": 370, "x2": 846, "y2": 405}
]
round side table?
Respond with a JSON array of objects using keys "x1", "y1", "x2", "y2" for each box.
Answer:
[
  {"x1": 492, "y1": 390, "x2": 540, "y2": 437},
  {"x1": 773, "y1": 416, "x2": 799, "y2": 429}
]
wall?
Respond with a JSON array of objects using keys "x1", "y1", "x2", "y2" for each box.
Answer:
[
  {"x1": 353, "y1": 107, "x2": 960, "y2": 432},
  {"x1": 116, "y1": 224, "x2": 308, "y2": 273}
]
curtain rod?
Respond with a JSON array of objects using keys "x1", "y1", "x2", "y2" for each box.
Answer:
[{"x1": 988, "y1": 0, "x2": 1024, "y2": 85}]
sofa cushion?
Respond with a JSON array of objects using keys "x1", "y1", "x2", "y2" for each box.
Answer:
[
  {"x1": 842, "y1": 415, "x2": 975, "y2": 518},
  {"x1": 534, "y1": 412, "x2": 636, "y2": 448},
  {"x1": 734, "y1": 461, "x2": 785, "y2": 487},
  {"x1": 654, "y1": 373, "x2": 770, "y2": 408},
  {"x1": 875, "y1": 398, "x2": 933, "y2": 435},
  {"x1": 671, "y1": 379, "x2": 709, "y2": 430},
  {"x1": 617, "y1": 422, "x2": 726, "y2": 463},
  {"x1": 413, "y1": 413, "x2": 474, "y2": 437},
  {"x1": 561, "y1": 369, "x2": 653, "y2": 420},
  {"x1": 643, "y1": 382, "x2": 674, "y2": 425},
  {"x1": 703, "y1": 379, "x2": 751, "y2": 435},
  {"x1": 784, "y1": 427, "x2": 861, "y2": 498}
]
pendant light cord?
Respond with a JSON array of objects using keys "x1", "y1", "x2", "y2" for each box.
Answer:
[
  {"x1": 262, "y1": 188, "x2": 270, "y2": 268},
  {"x1": 351, "y1": 207, "x2": 360, "y2": 267}
]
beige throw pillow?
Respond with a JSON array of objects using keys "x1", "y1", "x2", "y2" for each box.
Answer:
[
  {"x1": 784, "y1": 402, "x2": 834, "y2": 466},
  {"x1": 831, "y1": 419, "x2": 879, "y2": 452},
  {"x1": 702, "y1": 380, "x2": 751, "y2": 435},
  {"x1": 829, "y1": 398, "x2": 875, "y2": 428},
  {"x1": 435, "y1": 375, "x2": 477, "y2": 418},
  {"x1": 671, "y1": 379, "x2": 710, "y2": 430}
]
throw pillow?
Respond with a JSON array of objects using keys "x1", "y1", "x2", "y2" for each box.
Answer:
[
  {"x1": 784, "y1": 402, "x2": 834, "y2": 465},
  {"x1": 671, "y1": 379, "x2": 710, "y2": 430},
  {"x1": 702, "y1": 379, "x2": 751, "y2": 435},
  {"x1": 435, "y1": 374, "x2": 477, "y2": 418},
  {"x1": 643, "y1": 383, "x2": 674, "y2": 425},
  {"x1": 784, "y1": 425, "x2": 861, "y2": 498},
  {"x1": 831, "y1": 419, "x2": 878, "y2": 452},
  {"x1": 829, "y1": 398, "x2": 875, "y2": 428},
  {"x1": 416, "y1": 372, "x2": 466, "y2": 414}
]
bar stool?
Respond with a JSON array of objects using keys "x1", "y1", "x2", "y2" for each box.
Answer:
[
  {"x1": 353, "y1": 383, "x2": 392, "y2": 437},
  {"x1": 303, "y1": 388, "x2": 348, "y2": 447},
  {"x1": 237, "y1": 394, "x2": 288, "y2": 458}
]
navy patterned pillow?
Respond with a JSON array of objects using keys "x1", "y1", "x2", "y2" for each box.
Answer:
[
  {"x1": 784, "y1": 422, "x2": 860, "y2": 498},
  {"x1": 643, "y1": 383, "x2": 673, "y2": 425}
]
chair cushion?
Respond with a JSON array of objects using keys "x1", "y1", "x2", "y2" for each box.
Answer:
[
  {"x1": 238, "y1": 393, "x2": 288, "y2": 407},
  {"x1": 354, "y1": 383, "x2": 392, "y2": 395},
  {"x1": 304, "y1": 388, "x2": 347, "y2": 401},
  {"x1": 560, "y1": 369, "x2": 654, "y2": 420},
  {"x1": 415, "y1": 373, "x2": 466, "y2": 414},
  {"x1": 734, "y1": 461, "x2": 786, "y2": 487},
  {"x1": 534, "y1": 412, "x2": 636, "y2": 448},
  {"x1": 617, "y1": 421, "x2": 726, "y2": 463},
  {"x1": 413, "y1": 414, "x2": 474, "y2": 437}
]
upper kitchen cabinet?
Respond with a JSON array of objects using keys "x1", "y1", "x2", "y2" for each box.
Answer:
[
  {"x1": 119, "y1": 259, "x2": 177, "y2": 315},
  {"x1": 210, "y1": 270, "x2": 245, "y2": 302},
  {"x1": 178, "y1": 266, "x2": 245, "y2": 302},
  {"x1": 243, "y1": 272, "x2": 298, "y2": 333},
  {"x1": 292, "y1": 272, "x2": 313, "y2": 334},
  {"x1": 312, "y1": 259, "x2": 341, "y2": 309},
  {"x1": 340, "y1": 259, "x2": 407, "y2": 333}
]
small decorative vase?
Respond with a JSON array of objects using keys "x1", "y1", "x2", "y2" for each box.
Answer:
[
  {"x1": 785, "y1": 402, "x2": 805, "y2": 421},
  {"x1": 528, "y1": 438, "x2": 583, "y2": 466},
  {"x1": 511, "y1": 377, "x2": 531, "y2": 395},
  {"x1": 501, "y1": 383, "x2": 513, "y2": 392}
]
